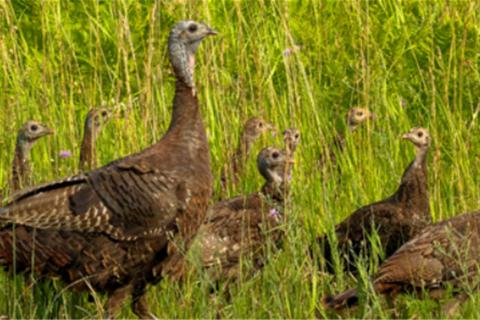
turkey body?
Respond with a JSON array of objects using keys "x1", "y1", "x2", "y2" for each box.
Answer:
[
  {"x1": 318, "y1": 128, "x2": 431, "y2": 272},
  {"x1": 0, "y1": 20, "x2": 216, "y2": 318},
  {"x1": 164, "y1": 146, "x2": 292, "y2": 283},
  {"x1": 324, "y1": 211, "x2": 480, "y2": 311}
]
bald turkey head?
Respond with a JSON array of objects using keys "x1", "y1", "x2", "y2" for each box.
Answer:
[
  {"x1": 347, "y1": 107, "x2": 375, "y2": 130},
  {"x1": 18, "y1": 121, "x2": 54, "y2": 143},
  {"x1": 168, "y1": 20, "x2": 217, "y2": 90},
  {"x1": 402, "y1": 127, "x2": 430, "y2": 148}
]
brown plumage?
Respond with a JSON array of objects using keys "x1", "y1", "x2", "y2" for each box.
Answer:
[
  {"x1": 163, "y1": 142, "x2": 296, "y2": 283},
  {"x1": 323, "y1": 211, "x2": 480, "y2": 312},
  {"x1": 0, "y1": 20, "x2": 216, "y2": 319},
  {"x1": 318, "y1": 127, "x2": 431, "y2": 272},
  {"x1": 11, "y1": 121, "x2": 54, "y2": 192},
  {"x1": 220, "y1": 117, "x2": 275, "y2": 193},
  {"x1": 320, "y1": 107, "x2": 375, "y2": 168},
  {"x1": 79, "y1": 108, "x2": 112, "y2": 172}
]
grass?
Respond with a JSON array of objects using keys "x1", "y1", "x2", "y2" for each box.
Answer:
[{"x1": 1, "y1": 0, "x2": 480, "y2": 318}]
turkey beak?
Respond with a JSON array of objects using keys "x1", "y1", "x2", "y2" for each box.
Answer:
[
  {"x1": 45, "y1": 127, "x2": 55, "y2": 135},
  {"x1": 201, "y1": 22, "x2": 218, "y2": 36},
  {"x1": 207, "y1": 27, "x2": 218, "y2": 36},
  {"x1": 402, "y1": 132, "x2": 411, "y2": 140}
]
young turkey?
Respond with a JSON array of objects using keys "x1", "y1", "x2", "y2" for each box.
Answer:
[
  {"x1": 0, "y1": 20, "x2": 216, "y2": 319},
  {"x1": 323, "y1": 211, "x2": 480, "y2": 316},
  {"x1": 318, "y1": 127, "x2": 431, "y2": 272},
  {"x1": 220, "y1": 117, "x2": 275, "y2": 193},
  {"x1": 79, "y1": 107, "x2": 112, "y2": 172},
  {"x1": 163, "y1": 145, "x2": 294, "y2": 283},
  {"x1": 320, "y1": 107, "x2": 375, "y2": 168},
  {"x1": 10, "y1": 121, "x2": 54, "y2": 192}
]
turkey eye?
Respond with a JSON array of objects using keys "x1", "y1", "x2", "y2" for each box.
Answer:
[
  {"x1": 101, "y1": 111, "x2": 108, "y2": 117},
  {"x1": 188, "y1": 24, "x2": 198, "y2": 33},
  {"x1": 357, "y1": 112, "x2": 363, "y2": 116},
  {"x1": 295, "y1": 134, "x2": 299, "y2": 139},
  {"x1": 272, "y1": 152, "x2": 279, "y2": 159},
  {"x1": 417, "y1": 132, "x2": 423, "y2": 138},
  {"x1": 258, "y1": 122, "x2": 263, "y2": 128},
  {"x1": 30, "y1": 124, "x2": 38, "y2": 131}
]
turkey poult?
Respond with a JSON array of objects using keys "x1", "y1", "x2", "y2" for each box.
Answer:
[
  {"x1": 11, "y1": 121, "x2": 54, "y2": 192},
  {"x1": 318, "y1": 127, "x2": 431, "y2": 272},
  {"x1": 163, "y1": 145, "x2": 295, "y2": 283},
  {"x1": 320, "y1": 107, "x2": 375, "y2": 167},
  {"x1": 323, "y1": 211, "x2": 480, "y2": 314},
  {"x1": 0, "y1": 20, "x2": 216, "y2": 319},
  {"x1": 220, "y1": 117, "x2": 275, "y2": 193},
  {"x1": 79, "y1": 108, "x2": 112, "y2": 172}
]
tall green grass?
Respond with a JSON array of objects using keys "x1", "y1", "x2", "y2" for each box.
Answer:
[{"x1": 1, "y1": 0, "x2": 480, "y2": 318}]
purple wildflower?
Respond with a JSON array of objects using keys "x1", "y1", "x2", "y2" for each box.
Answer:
[
  {"x1": 269, "y1": 208, "x2": 280, "y2": 218},
  {"x1": 283, "y1": 48, "x2": 293, "y2": 57},
  {"x1": 283, "y1": 45, "x2": 302, "y2": 57},
  {"x1": 59, "y1": 150, "x2": 72, "y2": 159}
]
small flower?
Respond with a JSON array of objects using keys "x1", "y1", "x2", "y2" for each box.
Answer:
[
  {"x1": 59, "y1": 150, "x2": 72, "y2": 158},
  {"x1": 283, "y1": 45, "x2": 302, "y2": 57},
  {"x1": 269, "y1": 208, "x2": 280, "y2": 218},
  {"x1": 283, "y1": 48, "x2": 293, "y2": 57}
]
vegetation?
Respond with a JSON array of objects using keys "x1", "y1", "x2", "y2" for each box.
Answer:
[{"x1": 1, "y1": 0, "x2": 480, "y2": 318}]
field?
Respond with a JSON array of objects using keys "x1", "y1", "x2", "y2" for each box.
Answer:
[{"x1": 1, "y1": 0, "x2": 480, "y2": 318}]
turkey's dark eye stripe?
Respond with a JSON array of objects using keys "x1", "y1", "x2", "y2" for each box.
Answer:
[
  {"x1": 188, "y1": 24, "x2": 197, "y2": 32},
  {"x1": 31, "y1": 125, "x2": 38, "y2": 131}
]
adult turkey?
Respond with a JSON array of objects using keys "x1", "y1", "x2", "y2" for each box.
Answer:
[
  {"x1": 318, "y1": 127, "x2": 431, "y2": 272},
  {"x1": 323, "y1": 211, "x2": 480, "y2": 316},
  {"x1": 163, "y1": 141, "x2": 297, "y2": 284},
  {"x1": 220, "y1": 117, "x2": 275, "y2": 194},
  {"x1": 79, "y1": 107, "x2": 112, "y2": 172},
  {"x1": 320, "y1": 107, "x2": 375, "y2": 168},
  {"x1": 11, "y1": 121, "x2": 54, "y2": 192},
  {"x1": 0, "y1": 20, "x2": 216, "y2": 319}
]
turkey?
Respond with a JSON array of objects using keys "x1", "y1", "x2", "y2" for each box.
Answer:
[
  {"x1": 79, "y1": 107, "x2": 112, "y2": 171},
  {"x1": 10, "y1": 121, "x2": 54, "y2": 192},
  {"x1": 317, "y1": 127, "x2": 431, "y2": 272},
  {"x1": 320, "y1": 107, "x2": 375, "y2": 168},
  {"x1": 0, "y1": 20, "x2": 216, "y2": 319},
  {"x1": 323, "y1": 211, "x2": 480, "y2": 315},
  {"x1": 220, "y1": 117, "x2": 275, "y2": 193},
  {"x1": 163, "y1": 137, "x2": 298, "y2": 284}
]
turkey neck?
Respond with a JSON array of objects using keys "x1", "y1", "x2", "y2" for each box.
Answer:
[
  {"x1": 231, "y1": 132, "x2": 255, "y2": 178},
  {"x1": 393, "y1": 145, "x2": 429, "y2": 214},
  {"x1": 165, "y1": 39, "x2": 210, "y2": 169},
  {"x1": 11, "y1": 137, "x2": 32, "y2": 191},
  {"x1": 80, "y1": 125, "x2": 97, "y2": 171}
]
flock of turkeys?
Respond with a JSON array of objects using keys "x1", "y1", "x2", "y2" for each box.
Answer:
[{"x1": 0, "y1": 20, "x2": 479, "y2": 318}]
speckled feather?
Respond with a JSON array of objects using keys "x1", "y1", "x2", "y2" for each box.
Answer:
[
  {"x1": 324, "y1": 211, "x2": 480, "y2": 311},
  {"x1": 0, "y1": 20, "x2": 216, "y2": 319}
]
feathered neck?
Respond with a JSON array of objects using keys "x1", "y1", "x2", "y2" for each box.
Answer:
[
  {"x1": 11, "y1": 137, "x2": 32, "y2": 191},
  {"x1": 392, "y1": 144, "x2": 429, "y2": 214},
  {"x1": 80, "y1": 125, "x2": 97, "y2": 171}
]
